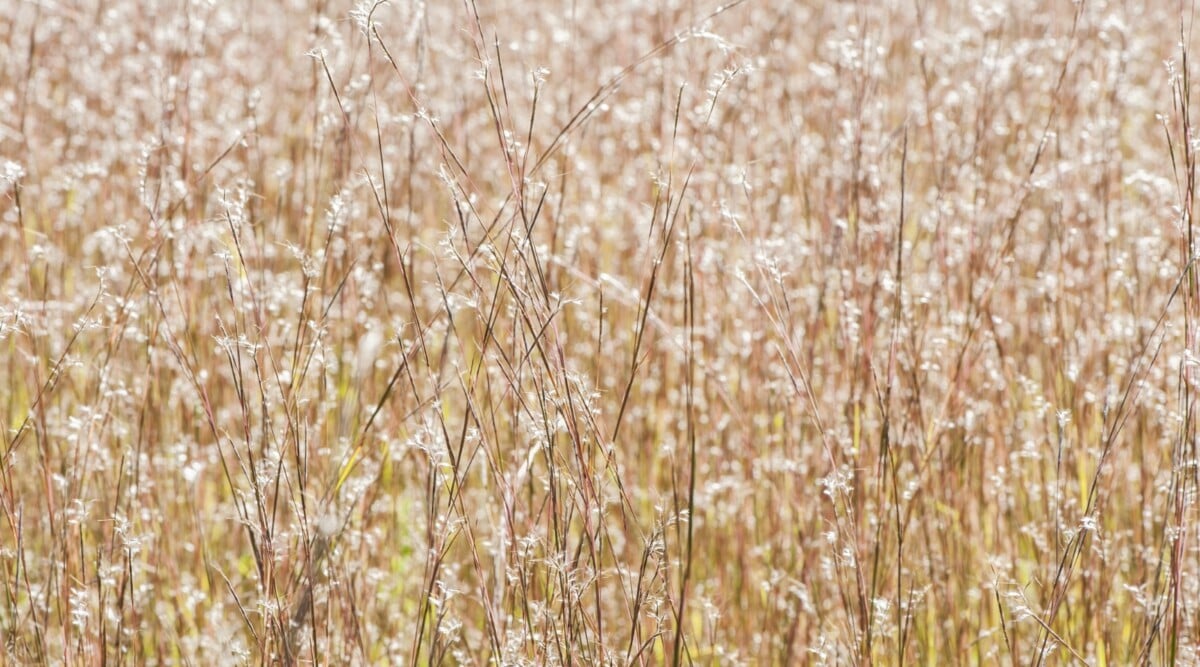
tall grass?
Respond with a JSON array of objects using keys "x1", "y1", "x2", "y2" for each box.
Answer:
[{"x1": 2, "y1": 0, "x2": 1199, "y2": 664}]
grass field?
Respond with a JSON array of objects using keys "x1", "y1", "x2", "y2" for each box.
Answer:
[{"x1": 2, "y1": 0, "x2": 1199, "y2": 664}]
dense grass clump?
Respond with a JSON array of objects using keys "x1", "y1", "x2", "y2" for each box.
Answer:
[{"x1": 2, "y1": 0, "x2": 1200, "y2": 664}]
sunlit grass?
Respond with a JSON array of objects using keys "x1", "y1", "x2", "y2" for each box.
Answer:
[{"x1": 2, "y1": 0, "x2": 1199, "y2": 664}]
